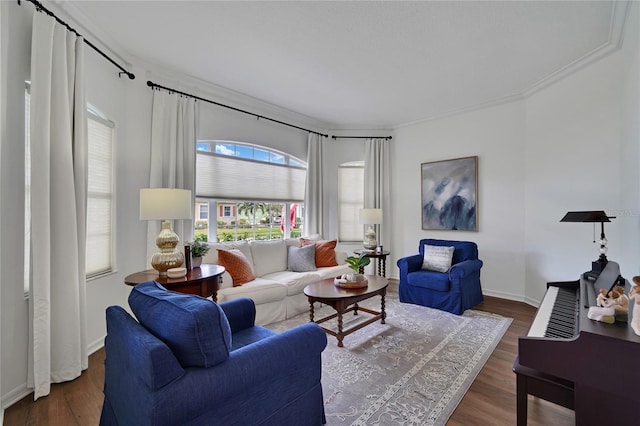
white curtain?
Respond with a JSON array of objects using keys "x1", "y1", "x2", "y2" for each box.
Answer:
[
  {"x1": 364, "y1": 138, "x2": 391, "y2": 248},
  {"x1": 304, "y1": 133, "x2": 324, "y2": 236},
  {"x1": 147, "y1": 89, "x2": 197, "y2": 260},
  {"x1": 28, "y1": 12, "x2": 88, "y2": 400}
]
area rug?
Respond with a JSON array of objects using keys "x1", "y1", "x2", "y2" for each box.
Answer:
[{"x1": 266, "y1": 288, "x2": 512, "y2": 425}]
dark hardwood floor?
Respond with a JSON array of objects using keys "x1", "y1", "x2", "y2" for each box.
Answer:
[{"x1": 4, "y1": 295, "x2": 574, "y2": 425}]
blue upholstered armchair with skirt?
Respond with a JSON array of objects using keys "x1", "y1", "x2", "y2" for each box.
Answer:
[
  {"x1": 100, "y1": 281, "x2": 327, "y2": 426},
  {"x1": 397, "y1": 239, "x2": 483, "y2": 315}
]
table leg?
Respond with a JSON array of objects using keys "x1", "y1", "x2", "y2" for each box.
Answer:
[
  {"x1": 353, "y1": 302, "x2": 359, "y2": 315},
  {"x1": 309, "y1": 300, "x2": 315, "y2": 322},
  {"x1": 337, "y1": 310, "x2": 344, "y2": 347},
  {"x1": 381, "y1": 292, "x2": 386, "y2": 324}
]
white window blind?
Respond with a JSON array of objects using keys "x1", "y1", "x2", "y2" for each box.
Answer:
[
  {"x1": 196, "y1": 152, "x2": 306, "y2": 202},
  {"x1": 86, "y1": 112, "x2": 114, "y2": 277},
  {"x1": 338, "y1": 161, "x2": 364, "y2": 242}
]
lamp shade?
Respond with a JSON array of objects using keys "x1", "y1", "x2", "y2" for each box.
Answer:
[
  {"x1": 139, "y1": 188, "x2": 192, "y2": 220},
  {"x1": 560, "y1": 211, "x2": 611, "y2": 223},
  {"x1": 359, "y1": 208, "x2": 383, "y2": 225}
]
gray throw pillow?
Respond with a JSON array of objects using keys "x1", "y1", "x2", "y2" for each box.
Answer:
[
  {"x1": 288, "y1": 244, "x2": 317, "y2": 272},
  {"x1": 421, "y1": 245, "x2": 455, "y2": 272}
]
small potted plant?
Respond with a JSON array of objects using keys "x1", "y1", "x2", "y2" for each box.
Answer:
[
  {"x1": 344, "y1": 253, "x2": 371, "y2": 282},
  {"x1": 189, "y1": 239, "x2": 210, "y2": 268}
]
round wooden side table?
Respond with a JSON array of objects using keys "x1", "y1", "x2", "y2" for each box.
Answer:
[
  {"x1": 353, "y1": 249, "x2": 391, "y2": 277},
  {"x1": 124, "y1": 264, "x2": 226, "y2": 301}
]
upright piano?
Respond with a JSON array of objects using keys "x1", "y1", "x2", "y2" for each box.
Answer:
[{"x1": 513, "y1": 261, "x2": 640, "y2": 425}]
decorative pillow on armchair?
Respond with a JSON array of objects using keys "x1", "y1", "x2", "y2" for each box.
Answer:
[
  {"x1": 422, "y1": 245, "x2": 455, "y2": 272},
  {"x1": 128, "y1": 281, "x2": 232, "y2": 368}
]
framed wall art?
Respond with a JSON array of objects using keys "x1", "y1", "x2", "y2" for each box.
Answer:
[{"x1": 421, "y1": 156, "x2": 478, "y2": 231}]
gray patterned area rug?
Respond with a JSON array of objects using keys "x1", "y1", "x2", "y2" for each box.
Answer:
[{"x1": 266, "y1": 288, "x2": 511, "y2": 426}]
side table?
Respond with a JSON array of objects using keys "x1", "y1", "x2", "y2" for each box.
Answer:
[
  {"x1": 353, "y1": 249, "x2": 390, "y2": 277},
  {"x1": 124, "y1": 264, "x2": 226, "y2": 301}
]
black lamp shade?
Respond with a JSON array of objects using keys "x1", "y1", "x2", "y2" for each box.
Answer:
[{"x1": 560, "y1": 211, "x2": 611, "y2": 223}]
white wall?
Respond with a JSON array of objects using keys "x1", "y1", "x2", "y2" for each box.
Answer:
[
  {"x1": 392, "y1": 101, "x2": 527, "y2": 300},
  {"x1": 390, "y1": 4, "x2": 639, "y2": 306},
  {"x1": 1, "y1": 1, "x2": 36, "y2": 408}
]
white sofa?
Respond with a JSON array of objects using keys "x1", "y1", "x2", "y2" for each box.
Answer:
[{"x1": 201, "y1": 238, "x2": 351, "y2": 325}]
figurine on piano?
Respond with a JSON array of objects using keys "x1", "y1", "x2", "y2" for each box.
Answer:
[
  {"x1": 629, "y1": 277, "x2": 640, "y2": 336},
  {"x1": 597, "y1": 285, "x2": 629, "y2": 321}
]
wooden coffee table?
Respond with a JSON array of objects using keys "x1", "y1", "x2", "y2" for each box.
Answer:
[{"x1": 303, "y1": 275, "x2": 388, "y2": 347}]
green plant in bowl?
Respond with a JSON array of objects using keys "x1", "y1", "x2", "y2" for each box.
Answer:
[
  {"x1": 345, "y1": 253, "x2": 371, "y2": 273},
  {"x1": 189, "y1": 240, "x2": 211, "y2": 258}
]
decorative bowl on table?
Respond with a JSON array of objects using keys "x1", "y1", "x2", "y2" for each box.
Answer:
[{"x1": 334, "y1": 274, "x2": 368, "y2": 289}]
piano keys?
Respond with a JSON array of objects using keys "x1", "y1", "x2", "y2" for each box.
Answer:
[{"x1": 513, "y1": 261, "x2": 640, "y2": 425}]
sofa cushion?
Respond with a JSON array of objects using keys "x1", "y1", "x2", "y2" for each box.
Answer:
[
  {"x1": 217, "y1": 278, "x2": 287, "y2": 305},
  {"x1": 301, "y1": 238, "x2": 338, "y2": 267},
  {"x1": 128, "y1": 281, "x2": 232, "y2": 368},
  {"x1": 407, "y1": 270, "x2": 451, "y2": 292},
  {"x1": 218, "y1": 249, "x2": 255, "y2": 286},
  {"x1": 287, "y1": 244, "x2": 317, "y2": 272},
  {"x1": 250, "y1": 239, "x2": 288, "y2": 277},
  {"x1": 262, "y1": 270, "x2": 322, "y2": 296},
  {"x1": 422, "y1": 245, "x2": 454, "y2": 272}
]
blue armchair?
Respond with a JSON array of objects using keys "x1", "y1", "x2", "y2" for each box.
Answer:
[
  {"x1": 397, "y1": 239, "x2": 483, "y2": 315},
  {"x1": 100, "y1": 281, "x2": 327, "y2": 426}
]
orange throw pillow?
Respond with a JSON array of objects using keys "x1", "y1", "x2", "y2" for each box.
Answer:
[
  {"x1": 217, "y1": 249, "x2": 255, "y2": 287},
  {"x1": 300, "y1": 238, "x2": 338, "y2": 267}
]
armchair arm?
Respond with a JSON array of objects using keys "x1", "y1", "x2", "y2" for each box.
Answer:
[
  {"x1": 397, "y1": 254, "x2": 423, "y2": 277},
  {"x1": 219, "y1": 297, "x2": 255, "y2": 333},
  {"x1": 152, "y1": 323, "x2": 328, "y2": 424},
  {"x1": 449, "y1": 259, "x2": 483, "y2": 293},
  {"x1": 449, "y1": 259, "x2": 483, "y2": 280}
]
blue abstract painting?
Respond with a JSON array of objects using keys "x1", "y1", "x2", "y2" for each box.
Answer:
[{"x1": 421, "y1": 156, "x2": 477, "y2": 231}]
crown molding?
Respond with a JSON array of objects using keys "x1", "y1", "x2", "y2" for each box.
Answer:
[
  {"x1": 521, "y1": 0, "x2": 630, "y2": 98},
  {"x1": 393, "y1": 93, "x2": 524, "y2": 130}
]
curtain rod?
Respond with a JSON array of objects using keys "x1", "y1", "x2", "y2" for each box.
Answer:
[
  {"x1": 147, "y1": 81, "x2": 329, "y2": 138},
  {"x1": 332, "y1": 136, "x2": 392, "y2": 140},
  {"x1": 18, "y1": 0, "x2": 135, "y2": 80}
]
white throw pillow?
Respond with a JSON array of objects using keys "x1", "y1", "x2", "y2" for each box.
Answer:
[
  {"x1": 421, "y1": 245, "x2": 455, "y2": 272},
  {"x1": 249, "y1": 239, "x2": 287, "y2": 277}
]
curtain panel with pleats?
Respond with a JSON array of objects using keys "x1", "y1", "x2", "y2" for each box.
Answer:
[
  {"x1": 364, "y1": 138, "x2": 391, "y2": 248},
  {"x1": 28, "y1": 11, "x2": 88, "y2": 400},
  {"x1": 146, "y1": 90, "x2": 197, "y2": 260}
]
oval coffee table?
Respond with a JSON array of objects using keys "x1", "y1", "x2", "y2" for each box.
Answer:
[{"x1": 303, "y1": 275, "x2": 388, "y2": 347}]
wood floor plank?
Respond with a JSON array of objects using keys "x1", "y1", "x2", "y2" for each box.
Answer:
[{"x1": 4, "y1": 292, "x2": 576, "y2": 425}]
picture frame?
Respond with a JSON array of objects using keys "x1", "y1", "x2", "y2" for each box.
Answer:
[{"x1": 421, "y1": 156, "x2": 478, "y2": 231}]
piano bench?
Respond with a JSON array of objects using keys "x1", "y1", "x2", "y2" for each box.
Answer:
[{"x1": 513, "y1": 357, "x2": 574, "y2": 426}]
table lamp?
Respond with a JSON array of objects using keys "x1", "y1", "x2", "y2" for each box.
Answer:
[
  {"x1": 140, "y1": 188, "x2": 192, "y2": 276},
  {"x1": 560, "y1": 210, "x2": 615, "y2": 277},
  {"x1": 359, "y1": 208, "x2": 383, "y2": 250}
]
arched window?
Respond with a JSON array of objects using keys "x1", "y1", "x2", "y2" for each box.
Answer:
[{"x1": 195, "y1": 141, "x2": 306, "y2": 242}]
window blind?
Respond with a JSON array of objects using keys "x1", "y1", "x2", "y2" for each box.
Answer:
[
  {"x1": 196, "y1": 152, "x2": 306, "y2": 202},
  {"x1": 86, "y1": 113, "x2": 114, "y2": 277},
  {"x1": 338, "y1": 162, "x2": 364, "y2": 242}
]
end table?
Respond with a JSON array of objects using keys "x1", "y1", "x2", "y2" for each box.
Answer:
[
  {"x1": 353, "y1": 249, "x2": 390, "y2": 277},
  {"x1": 124, "y1": 264, "x2": 226, "y2": 301}
]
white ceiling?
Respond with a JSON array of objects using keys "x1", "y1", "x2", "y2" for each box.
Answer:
[{"x1": 62, "y1": 1, "x2": 624, "y2": 130}]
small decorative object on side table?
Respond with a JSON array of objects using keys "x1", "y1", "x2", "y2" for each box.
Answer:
[
  {"x1": 353, "y1": 249, "x2": 390, "y2": 277},
  {"x1": 188, "y1": 239, "x2": 211, "y2": 269},
  {"x1": 124, "y1": 263, "x2": 225, "y2": 301}
]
